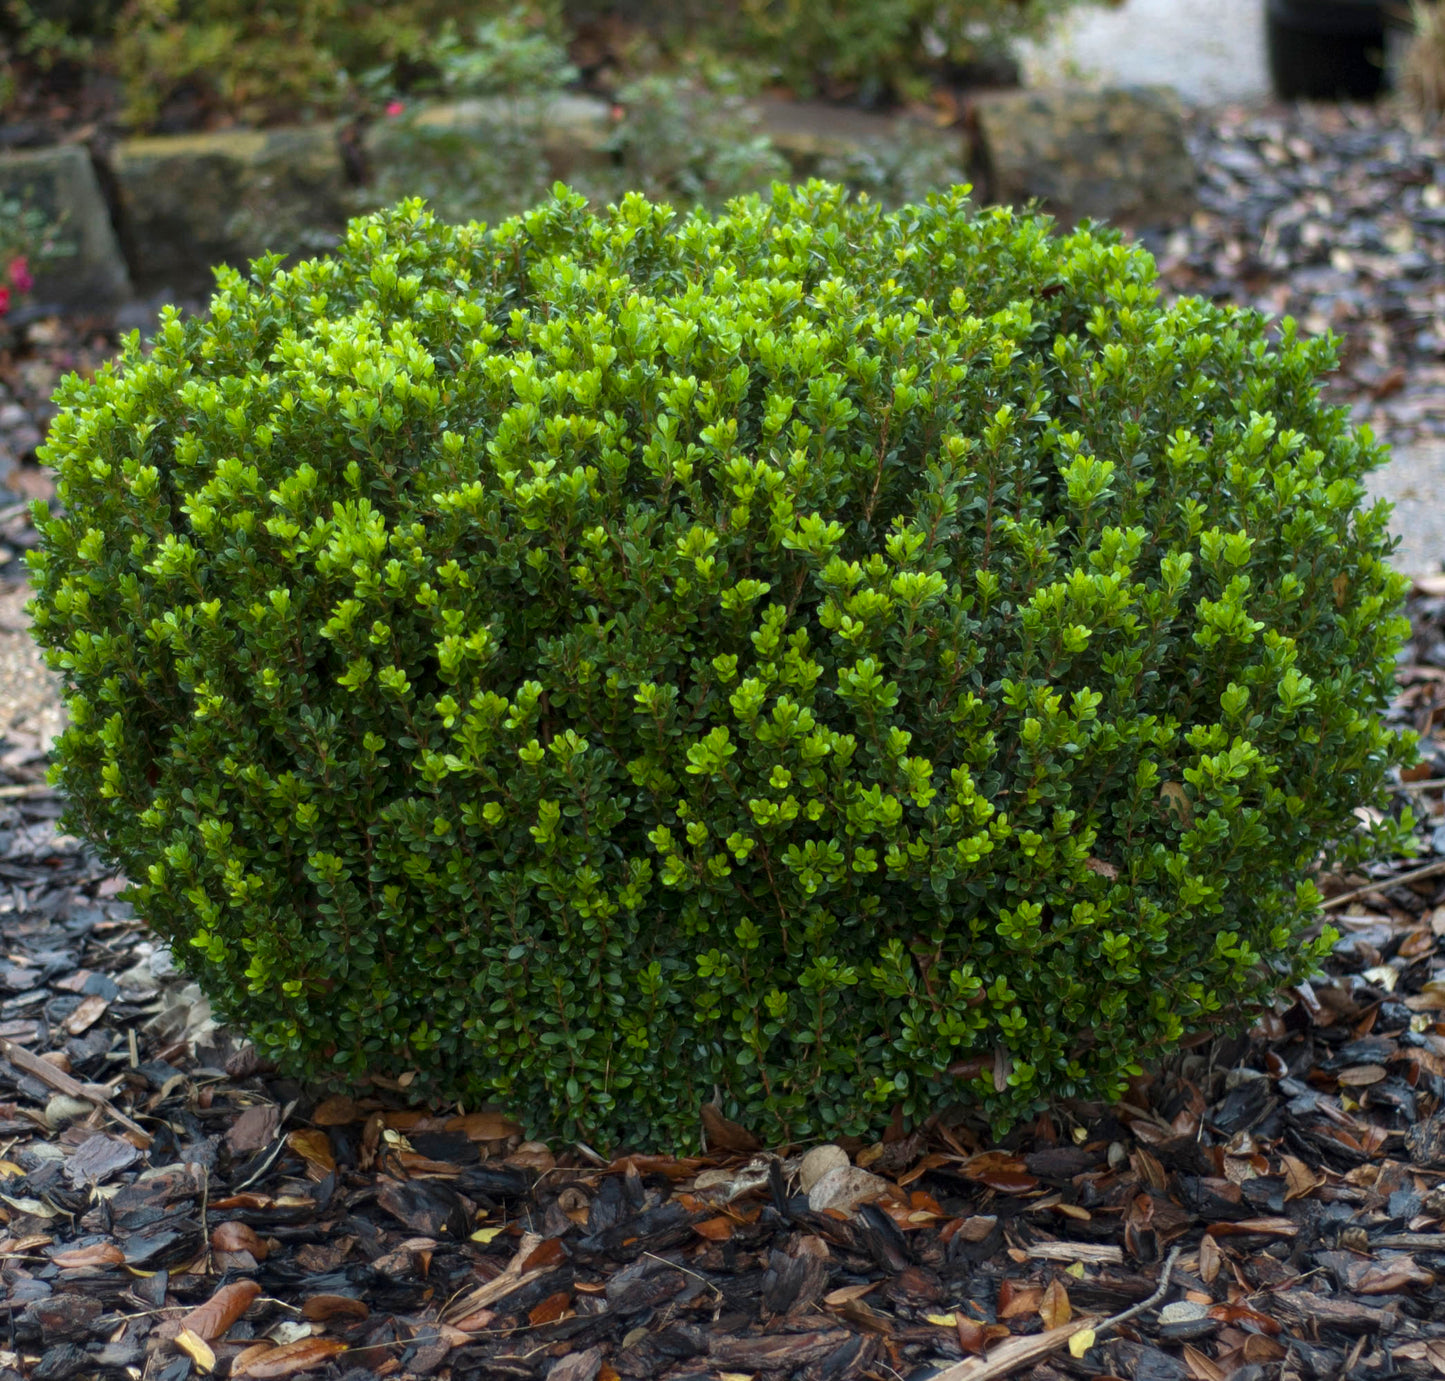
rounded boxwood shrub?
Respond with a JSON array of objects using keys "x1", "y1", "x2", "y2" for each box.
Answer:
[{"x1": 29, "y1": 184, "x2": 1411, "y2": 1147}]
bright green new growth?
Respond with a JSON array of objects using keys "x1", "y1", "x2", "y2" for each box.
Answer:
[{"x1": 29, "y1": 184, "x2": 1411, "y2": 1148}]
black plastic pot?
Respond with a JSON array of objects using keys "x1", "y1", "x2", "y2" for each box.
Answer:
[{"x1": 1266, "y1": 0, "x2": 1387, "y2": 99}]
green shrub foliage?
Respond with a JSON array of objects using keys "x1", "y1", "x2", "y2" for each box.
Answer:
[{"x1": 30, "y1": 185, "x2": 1411, "y2": 1147}]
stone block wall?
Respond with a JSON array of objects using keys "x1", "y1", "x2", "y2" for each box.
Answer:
[{"x1": 0, "y1": 87, "x2": 1195, "y2": 309}]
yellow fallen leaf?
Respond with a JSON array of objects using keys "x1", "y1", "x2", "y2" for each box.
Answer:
[
  {"x1": 1069, "y1": 1328, "x2": 1096, "y2": 1359},
  {"x1": 470, "y1": 1226, "x2": 505, "y2": 1244},
  {"x1": 1066, "y1": 1262, "x2": 1086, "y2": 1279},
  {"x1": 925, "y1": 1313, "x2": 958, "y2": 1327},
  {"x1": 176, "y1": 1328, "x2": 216, "y2": 1374}
]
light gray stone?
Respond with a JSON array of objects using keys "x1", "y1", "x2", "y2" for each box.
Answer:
[
  {"x1": 364, "y1": 94, "x2": 613, "y2": 226},
  {"x1": 798, "y1": 1143, "x2": 850, "y2": 1194},
  {"x1": 974, "y1": 85, "x2": 1195, "y2": 226},
  {"x1": 112, "y1": 124, "x2": 348, "y2": 294},
  {"x1": 0, "y1": 144, "x2": 131, "y2": 309}
]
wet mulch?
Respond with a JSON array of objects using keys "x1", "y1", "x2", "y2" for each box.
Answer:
[
  {"x1": 1157, "y1": 100, "x2": 1445, "y2": 446},
  {"x1": 0, "y1": 585, "x2": 1429, "y2": 1381}
]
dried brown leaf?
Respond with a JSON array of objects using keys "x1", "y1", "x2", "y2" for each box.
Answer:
[
  {"x1": 51, "y1": 1242, "x2": 124, "y2": 1268},
  {"x1": 231, "y1": 1338, "x2": 347, "y2": 1379},
  {"x1": 310, "y1": 1095, "x2": 360, "y2": 1126},
  {"x1": 1182, "y1": 1343, "x2": 1226, "y2": 1381},
  {"x1": 227, "y1": 1103, "x2": 281, "y2": 1155},
  {"x1": 286, "y1": 1128, "x2": 335, "y2": 1177},
  {"x1": 998, "y1": 1280, "x2": 1043, "y2": 1319},
  {"x1": 1281, "y1": 1154, "x2": 1320, "y2": 1201},
  {"x1": 300, "y1": 1294, "x2": 369, "y2": 1323},
  {"x1": 693, "y1": 1216, "x2": 734, "y2": 1241},
  {"x1": 528, "y1": 1290, "x2": 572, "y2": 1326},
  {"x1": 177, "y1": 1280, "x2": 262, "y2": 1342},
  {"x1": 1039, "y1": 1278, "x2": 1071, "y2": 1330},
  {"x1": 1199, "y1": 1232, "x2": 1223, "y2": 1284},
  {"x1": 445, "y1": 1111, "x2": 523, "y2": 1141},
  {"x1": 701, "y1": 1103, "x2": 763, "y2": 1152},
  {"x1": 211, "y1": 1221, "x2": 268, "y2": 1259}
]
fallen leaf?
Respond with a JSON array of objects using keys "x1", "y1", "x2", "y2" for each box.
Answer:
[
  {"x1": 507, "y1": 1141, "x2": 555, "y2": 1171},
  {"x1": 445, "y1": 1111, "x2": 523, "y2": 1141},
  {"x1": 823, "y1": 1283, "x2": 877, "y2": 1306},
  {"x1": 62, "y1": 994, "x2": 108, "y2": 1036},
  {"x1": 231, "y1": 1338, "x2": 347, "y2": 1379},
  {"x1": 925, "y1": 1313, "x2": 958, "y2": 1327},
  {"x1": 528, "y1": 1290, "x2": 571, "y2": 1326},
  {"x1": 1281, "y1": 1154, "x2": 1320, "y2": 1200},
  {"x1": 1337, "y1": 1063, "x2": 1387, "y2": 1086},
  {"x1": 211, "y1": 1221, "x2": 268, "y2": 1259},
  {"x1": 227, "y1": 1103, "x2": 281, "y2": 1155},
  {"x1": 51, "y1": 1242, "x2": 125, "y2": 1269},
  {"x1": 1199, "y1": 1233, "x2": 1223, "y2": 1283},
  {"x1": 693, "y1": 1216, "x2": 734, "y2": 1241},
  {"x1": 1040, "y1": 1278, "x2": 1072, "y2": 1329},
  {"x1": 286, "y1": 1128, "x2": 335, "y2": 1178},
  {"x1": 999, "y1": 1280, "x2": 1044, "y2": 1319},
  {"x1": 519, "y1": 1237, "x2": 568, "y2": 1272},
  {"x1": 310, "y1": 1095, "x2": 359, "y2": 1126},
  {"x1": 955, "y1": 1315, "x2": 987, "y2": 1355},
  {"x1": 806, "y1": 1165, "x2": 890, "y2": 1214},
  {"x1": 471, "y1": 1226, "x2": 506, "y2": 1244},
  {"x1": 1069, "y1": 1327, "x2": 1096, "y2": 1359},
  {"x1": 701, "y1": 1103, "x2": 763, "y2": 1152},
  {"x1": 175, "y1": 1329, "x2": 216, "y2": 1374},
  {"x1": 1183, "y1": 1342, "x2": 1227, "y2": 1381},
  {"x1": 300, "y1": 1295, "x2": 369, "y2": 1323},
  {"x1": 177, "y1": 1280, "x2": 262, "y2": 1342}
]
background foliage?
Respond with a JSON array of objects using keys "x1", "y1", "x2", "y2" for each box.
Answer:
[
  {"x1": 2, "y1": 0, "x2": 1088, "y2": 129},
  {"x1": 29, "y1": 185, "x2": 1413, "y2": 1147}
]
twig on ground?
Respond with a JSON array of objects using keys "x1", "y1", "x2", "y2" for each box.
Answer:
[
  {"x1": 0, "y1": 1036, "x2": 152, "y2": 1146},
  {"x1": 0, "y1": 783, "x2": 55, "y2": 800},
  {"x1": 1321, "y1": 858, "x2": 1445, "y2": 911},
  {"x1": 925, "y1": 1245, "x2": 1182, "y2": 1381}
]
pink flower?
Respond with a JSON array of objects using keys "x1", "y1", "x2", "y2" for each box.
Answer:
[
  {"x1": 0, "y1": 285, "x2": 9, "y2": 318},
  {"x1": 7, "y1": 258, "x2": 31, "y2": 294},
  {"x1": 385, "y1": 100, "x2": 405, "y2": 117}
]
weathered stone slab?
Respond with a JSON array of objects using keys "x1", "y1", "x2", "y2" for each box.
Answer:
[
  {"x1": 112, "y1": 125, "x2": 348, "y2": 293},
  {"x1": 0, "y1": 144, "x2": 131, "y2": 309},
  {"x1": 364, "y1": 93, "x2": 613, "y2": 224},
  {"x1": 973, "y1": 86, "x2": 1195, "y2": 226}
]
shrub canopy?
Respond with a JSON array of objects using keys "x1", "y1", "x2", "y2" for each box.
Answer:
[{"x1": 30, "y1": 185, "x2": 1410, "y2": 1147}]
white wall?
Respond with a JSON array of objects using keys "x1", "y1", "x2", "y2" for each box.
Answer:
[{"x1": 1021, "y1": 0, "x2": 1272, "y2": 106}]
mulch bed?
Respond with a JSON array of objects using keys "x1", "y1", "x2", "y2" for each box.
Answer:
[
  {"x1": 5, "y1": 97, "x2": 1445, "y2": 1381},
  {"x1": 1156, "y1": 100, "x2": 1445, "y2": 448},
  {"x1": 0, "y1": 563, "x2": 1432, "y2": 1381}
]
